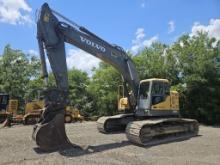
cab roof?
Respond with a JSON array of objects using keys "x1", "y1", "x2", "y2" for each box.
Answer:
[
  {"x1": 0, "y1": 93, "x2": 9, "y2": 96},
  {"x1": 140, "y1": 78, "x2": 169, "y2": 84}
]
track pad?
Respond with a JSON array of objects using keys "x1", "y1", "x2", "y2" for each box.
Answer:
[{"x1": 32, "y1": 113, "x2": 71, "y2": 151}]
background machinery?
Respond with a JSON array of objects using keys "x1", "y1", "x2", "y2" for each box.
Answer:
[
  {"x1": 33, "y1": 3, "x2": 199, "y2": 150},
  {"x1": 0, "y1": 93, "x2": 43, "y2": 126},
  {"x1": 0, "y1": 94, "x2": 19, "y2": 126},
  {"x1": 0, "y1": 91, "x2": 82, "y2": 127},
  {"x1": 24, "y1": 99, "x2": 83, "y2": 124},
  {"x1": 24, "y1": 89, "x2": 83, "y2": 124}
]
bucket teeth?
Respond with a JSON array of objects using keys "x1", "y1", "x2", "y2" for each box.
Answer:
[{"x1": 32, "y1": 113, "x2": 71, "y2": 151}]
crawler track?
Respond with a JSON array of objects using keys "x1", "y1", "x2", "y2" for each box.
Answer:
[
  {"x1": 126, "y1": 118, "x2": 199, "y2": 146},
  {"x1": 97, "y1": 114, "x2": 134, "y2": 133}
]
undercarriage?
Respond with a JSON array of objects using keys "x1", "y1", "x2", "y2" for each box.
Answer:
[{"x1": 97, "y1": 115, "x2": 199, "y2": 146}]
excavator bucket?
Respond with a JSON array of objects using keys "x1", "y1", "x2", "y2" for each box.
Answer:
[{"x1": 32, "y1": 112, "x2": 71, "y2": 151}]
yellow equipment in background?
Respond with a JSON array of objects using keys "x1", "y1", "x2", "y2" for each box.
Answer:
[
  {"x1": 23, "y1": 100, "x2": 84, "y2": 124},
  {"x1": 0, "y1": 95, "x2": 19, "y2": 127},
  {"x1": 22, "y1": 100, "x2": 44, "y2": 124},
  {"x1": 23, "y1": 88, "x2": 84, "y2": 124},
  {"x1": 65, "y1": 106, "x2": 84, "y2": 123},
  {"x1": 8, "y1": 100, "x2": 23, "y2": 123},
  {"x1": 0, "y1": 93, "x2": 83, "y2": 125},
  {"x1": 0, "y1": 94, "x2": 42, "y2": 125},
  {"x1": 0, "y1": 94, "x2": 18, "y2": 123},
  {"x1": 7, "y1": 99, "x2": 19, "y2": 114}
]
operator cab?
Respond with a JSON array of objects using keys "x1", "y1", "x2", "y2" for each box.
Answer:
[
  {"x1": 136, "y1": 78, "x2": 179, "y2": 117},
  {"x1": 138, "y1": 79, "x2": 170, "y2": 109}
]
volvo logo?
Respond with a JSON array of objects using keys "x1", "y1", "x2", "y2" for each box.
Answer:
[{"x1": 80, "y1": 36, "x2": 106, "y2": 52}]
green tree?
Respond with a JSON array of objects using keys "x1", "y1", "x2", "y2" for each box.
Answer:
[
  {"x1": 67, "y1": 68, "x2": 94, "y2": 116},
  {"x1": 132, "y1": 42, "x2": 180, "y2": 85},
  {"x1": 170, "y1": 32, "x2": 220, "y2": 124},
  {"x1": 0, "y1": 45, "x2": 41, "y2": 109},
  {"x1": 87, "y1": 62, "x2": 121, "y2": 116}
]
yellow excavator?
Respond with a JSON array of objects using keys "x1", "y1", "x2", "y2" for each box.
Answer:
[{"x1": 32, "y1": 3, "x2": 198, "y2": 151}]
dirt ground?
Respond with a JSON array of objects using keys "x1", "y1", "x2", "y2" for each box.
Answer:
[{"x1": 0, "y1": 122, "x2": 220, "y2": 165}]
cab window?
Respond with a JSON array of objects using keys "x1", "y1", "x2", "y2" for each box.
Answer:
[
  {"x1": 139, "y1": 82, "x2": 150, "y2": 99},
  {"x1": 151, "y1": 81, "x2": 170, "y2": 105},
  {"x1": 152, "y1": 82, "x2": 164, "y2": 95},
  {"x1": 1, "y1": 96, "x2": 8, "y2": 104}
]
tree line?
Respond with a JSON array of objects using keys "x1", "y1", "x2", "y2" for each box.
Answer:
[{"x1": 0, "y1": 32, "x2": 220, "y2": 124}]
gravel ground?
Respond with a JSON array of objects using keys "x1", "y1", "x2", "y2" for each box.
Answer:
[{"x1": 0, "y1": 122, "x2": 220, "y2": 165}]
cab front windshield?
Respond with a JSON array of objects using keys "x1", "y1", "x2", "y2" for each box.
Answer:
[{"x1": 139, "y1": 82, "x2": 150, "y2": 99}]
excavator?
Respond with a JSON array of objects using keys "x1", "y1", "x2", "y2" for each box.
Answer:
[{"x1": 33, "y1": 3, "x2": 199, "y2": 151}]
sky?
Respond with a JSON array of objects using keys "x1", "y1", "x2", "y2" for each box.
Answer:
[{"x1": 0, "y1": 0, "x2": 219, "y2": 75}]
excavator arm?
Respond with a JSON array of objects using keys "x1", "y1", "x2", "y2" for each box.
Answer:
[{"x1": 33, "y1": 3, "x2": 139, "y2": 150}]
